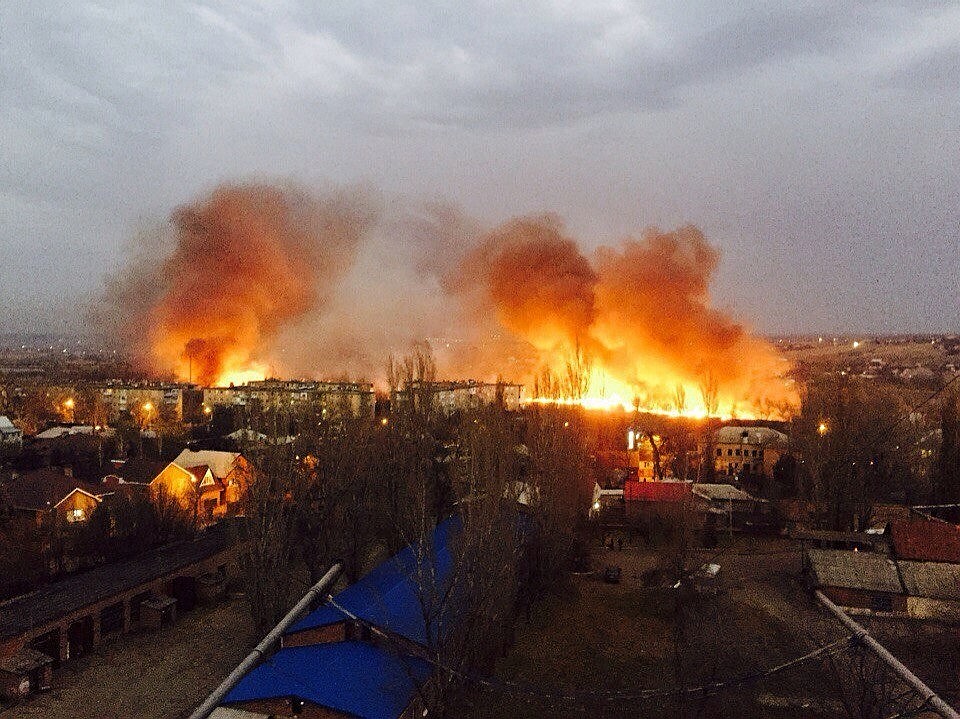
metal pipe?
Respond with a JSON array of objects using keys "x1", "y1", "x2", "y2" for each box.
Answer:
[
  {"x1": 815, "y1": 590, "x2": 959, "y2": 719},
  {"x1": 190, "y1": 563, "x2": 342, "y2": 719}
]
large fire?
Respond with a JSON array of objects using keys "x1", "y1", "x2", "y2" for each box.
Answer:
[
  {"x1": 104, "y1": 183, "x2": 370, "y2": 387},
  {"x1": 104, "y1": 183, "x2": 797, "y2": 419},
  {"x1": 445, "y1": 217, "x2": 798, "y2": 420}
]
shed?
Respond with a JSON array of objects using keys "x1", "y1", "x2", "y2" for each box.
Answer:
[
  {"x1": 0, "y1": 649, "x2": 53, "y2": 699},
  {"x1": 898, "y1": 561, "x2": 960, "y2": 622},
  {"x1": 140, "y1": 594, "x2": 177, "y2": 630},
  {"x1": 805, "y1": 548, "x2": 905, "y2": 613}
]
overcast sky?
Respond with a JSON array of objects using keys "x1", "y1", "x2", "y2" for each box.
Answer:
[{"x1": 2, "y1": 0, "x2": 958, "y2": 336}]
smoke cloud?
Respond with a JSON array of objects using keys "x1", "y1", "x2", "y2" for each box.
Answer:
[
  {"x1": 101, "y1": 183, "x2": 374, "y2": 385},
  {"x1": 100, "y1": 181, "x2": 797, "y2": 417}
]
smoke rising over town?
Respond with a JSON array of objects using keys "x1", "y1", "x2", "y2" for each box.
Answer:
[{"x1": 100, "y1": 182, "x2": 796, "y2": 417}]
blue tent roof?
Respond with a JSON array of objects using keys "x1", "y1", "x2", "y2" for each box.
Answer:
[
  {"x1": 288, "y1": 516, "x2": 462, "y2": 647},
  {"x1": 224, "y1": 641, "x2": 431, "y2": 719}
]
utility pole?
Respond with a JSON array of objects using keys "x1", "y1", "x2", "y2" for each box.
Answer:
[
  {"x1": 190, "y1": 563, "x2": 342, "y2": 719},
  {"x1": 815, "y1": 590, "x2": 959, "y2": 719}
]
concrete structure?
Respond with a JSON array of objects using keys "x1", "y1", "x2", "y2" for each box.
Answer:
[
  {"x1": 391, "y1": 380, "x2": 523, "y2": 415},
  {"x1": 708, "y1": 425, "x2": 788, "y2": 478},
  {"x1": 204, "y1": 380, "x2": 375, "y2": 419},
  {"x1": 99, "y1": 382, "x2": 197, "y2": 421},
  {"x1": 0, "y1": 525, "x2": 241, "y2": 698}
]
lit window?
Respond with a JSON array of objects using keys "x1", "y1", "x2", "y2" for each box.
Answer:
[{"x1": 68, "y1": 508, "x2": 85, "y2": 522}]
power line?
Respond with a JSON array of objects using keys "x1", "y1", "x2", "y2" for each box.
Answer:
[{"x1": 323, "y1": 593, "x2": 854, "y2": 706}]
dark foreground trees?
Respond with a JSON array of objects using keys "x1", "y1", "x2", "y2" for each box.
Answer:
[{"x1": 238, "y1": 391, "x2": 592, "y2": 714}]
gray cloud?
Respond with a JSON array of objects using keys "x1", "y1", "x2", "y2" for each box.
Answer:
[{"x1": 1, "y1": 0, "x2": 958, "y2": 335}]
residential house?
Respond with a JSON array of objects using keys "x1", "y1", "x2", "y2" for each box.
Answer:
[
  {"x1": 0, "y1": 468, "x2": 110, "y2": 526},
  {"x1": 150, "y1": 450, "x2": 252, "y2": 521}
]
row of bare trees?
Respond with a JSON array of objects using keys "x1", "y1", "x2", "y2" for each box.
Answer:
[{"x1": 237, "y1": 351, "x2": 591, "y2": 714}]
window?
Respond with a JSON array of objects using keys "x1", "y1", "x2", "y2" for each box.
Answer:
[
  {"x1": 67, "y1": 508, "x2": 85, "y2": 523},
  {"x1": 735, "y1": 449, "x2": 741, "y2": 456},
  {"x1": 716, "y1": 448, "x2": 722, "y2": 457},
  {"x1": 727, "y1": 449, "x2": 733, "y2": 456}
]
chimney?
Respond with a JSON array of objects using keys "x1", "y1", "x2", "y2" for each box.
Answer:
[{"x1": 63, "y1": 466, "x2": 73, "y2": 478}]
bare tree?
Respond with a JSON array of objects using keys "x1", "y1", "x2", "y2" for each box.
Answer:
[{"x1": 698, "y1": 372, "x2": 720, "y2": 417}]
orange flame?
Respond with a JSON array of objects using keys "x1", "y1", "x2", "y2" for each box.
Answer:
[{"x1": 446, "y1": 218, "x2": 799, "y2": 420}]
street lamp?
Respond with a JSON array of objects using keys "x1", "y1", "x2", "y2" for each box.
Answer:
[{"x1": 817, "y1": 422, "x2": 828, "y2": 437}]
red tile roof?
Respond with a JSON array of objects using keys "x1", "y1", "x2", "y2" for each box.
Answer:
[
  {"x1": 624, "y1": 479, "x2": 692, "y2": 502},
  {"x1": 890, "y1": 517, "x2": 960, "y2": 564}
]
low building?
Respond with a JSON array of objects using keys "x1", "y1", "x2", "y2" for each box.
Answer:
[
  {"x1": 0, "y1": 524, "x2": 242, "y2": 694},
  {"x1": 0, "y1": 416, "x2": 23, "y2": 449},
  {"x1": 693, "y1": 483, "x2": 761, "y2": 514},
  {"x1": 0, "y1": 468, "x2": 110, "y2": 526},
  {"x1": 221, "y1": 518, "x2": 462, "y2": 718},
  {"x1": 707, "y1": 425, "x2": 788, "y2": 479},
  {"x1": 898, "y1": 561, "x2": 960, "y2": 622},
  {"x1": 223, "y1": 642, "x2": 431, "y2": 719},
  {"x1": 804, "y1": 548, "x2": 905, "y2": 614}
]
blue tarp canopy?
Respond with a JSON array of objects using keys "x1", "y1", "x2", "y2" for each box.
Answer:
[
  {"x1": 288, "y1": 516, "x2": 461, "y2": 647},
  {"x1": 224, "y1": 641, "x2": 431, "y2": 719}
]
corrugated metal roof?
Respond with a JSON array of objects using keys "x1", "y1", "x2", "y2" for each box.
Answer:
[
  {"x1": 224, "y1": 642, "x2": 431, "y2": 719},
  {"x1": 693, "y1": 483, "x2": 757, "y2": 502},
  {"x1": 806, "y1": 549, "x2": 903, "y2": 594},
  {"x1": 288, "y1": 516, "x2": 461, "y2": 647},
  {"x1": 898, "y1": 561, "x2": 960, "y2": 601}
]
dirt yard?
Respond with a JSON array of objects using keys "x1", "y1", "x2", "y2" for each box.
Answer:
[
  {"x1": 458, "y1": 536, "x2": 951, "y2": 718},
  {"x1": 2, "y1": 598, "x2": 253, "y2": 719}
]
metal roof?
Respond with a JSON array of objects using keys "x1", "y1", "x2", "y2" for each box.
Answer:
[
  {"x1": 692, "y1": 483, "x2": 757, "y2": 503},
  {"x1": 898, "y1": 561, "x2": 960, "y2": 601},
  {"x1": 224, "y1": 642, "x2": 431, "y2": 719},
  {"x1": 890, "y1": 518, "x2": 960, "y2": 564},
  {"x1": 0, "y1": 524, "x2": 236, "y2": 641},
  {"x1": 288, "y1": 516, "x2": 461, "y2": 647},
  {"x1": 806, "y1": 549, "x2": 903, "y2": 594}
]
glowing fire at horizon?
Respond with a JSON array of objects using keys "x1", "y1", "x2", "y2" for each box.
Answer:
[
  {"x1": 104, "y1": 183, "x2": 799, "y2": 419},
  {"x1": 444, "y1": 217, "x2": 799, "y2": 420}
]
